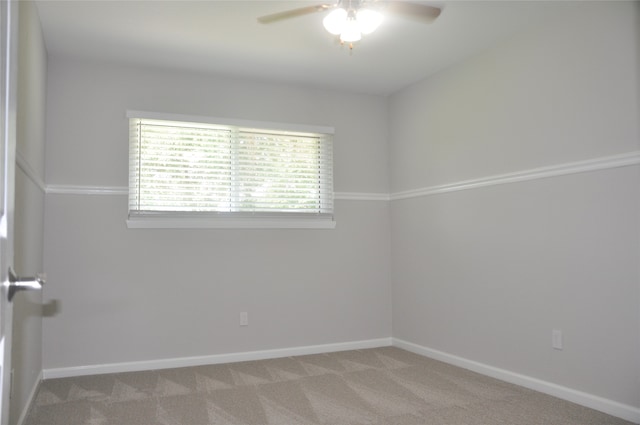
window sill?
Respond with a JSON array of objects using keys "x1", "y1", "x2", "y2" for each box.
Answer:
[{"x1": 126, "y1": 216, "x2": 336, "y2": 229}]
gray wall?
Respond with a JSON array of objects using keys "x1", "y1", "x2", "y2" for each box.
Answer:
[
  {"x1": 389, "y1": 1, "x2": 639, "y2": 409},
  {"x1": 39, "y1": 0, "x2": 639, "y2": 417},
  {"x1": 42, "y1": 59, "x2": 392, "y2": 369},
  {"x1": 13, "y1": 1, "x2": 46, "y2": 423}
]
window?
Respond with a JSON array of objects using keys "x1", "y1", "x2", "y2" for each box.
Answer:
[{"x1": 127, "y1": 111, "x2": 334, "y2": 228}]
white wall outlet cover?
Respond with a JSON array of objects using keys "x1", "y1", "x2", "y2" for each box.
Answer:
[{"x1": 552, "y1": 329, "x2": 563, "y2": 350}]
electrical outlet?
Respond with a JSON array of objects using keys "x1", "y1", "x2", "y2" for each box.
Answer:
[
  {"x1": 552, "y1": 329, "x2": 563, "y2": 350},
  {"x1": 240, "y1": 312, "x2": 248, "y2": 326}
]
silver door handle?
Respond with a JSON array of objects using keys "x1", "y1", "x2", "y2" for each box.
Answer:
[{"x1": 8, "y1": 267, "x2": 45, "y2": 301}]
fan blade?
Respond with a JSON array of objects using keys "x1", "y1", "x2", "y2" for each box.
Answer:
[
  {"x1": 258, "y1": 4, "x2": 333, "y2": 24},
  {"x1": 386, "y1": 1, "x2": 441, "y2": 22}
]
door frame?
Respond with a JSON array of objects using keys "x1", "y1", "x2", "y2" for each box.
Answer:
[{"x1": 0, "y1": 0, "x2": 19, "y2": 423}]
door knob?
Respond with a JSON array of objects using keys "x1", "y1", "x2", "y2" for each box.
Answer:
[{"x1": 8, "y1": 268, "x2": 45, "y2": 301}]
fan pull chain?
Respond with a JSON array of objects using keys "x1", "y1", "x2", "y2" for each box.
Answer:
[{"x1": 339, "y1": 40, "x2": 355, "y2": 54}]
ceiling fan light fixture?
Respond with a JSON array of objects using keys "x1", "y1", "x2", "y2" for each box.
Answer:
[
  {"x1": 323, "y1": 7, "x2": 347, "y2": 35},
  {"x1": 258, "y1": 1, "x2": 441, "y2": 51},
  {"x1": 356, "y1": 9, "x2": 383, "y2": 34},
  {"x1": 340, "y1": 22, "x2": 362, "y2": 43},
  {"x1": 340, "y1": 13, "x2": 362, "y2": 42}
]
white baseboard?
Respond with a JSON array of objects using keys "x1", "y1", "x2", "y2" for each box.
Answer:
[
  {"x1": 16, "y1": 369, "x2": 43, "y2": 425},
  {"x1": 37, "y1": 336, "x2": 640, "y2": 423},
  {"x1": 43, "y1": 337, "x2": 393, "y2": 380},
  {"x1": 393, "y1": 338, "x2": 640, "y2": 424}
]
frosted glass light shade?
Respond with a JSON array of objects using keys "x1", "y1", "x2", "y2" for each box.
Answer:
[
  {"x1": 356, "y1": 9, "x2": 383, "y2": 34},
  {"x1": 323, "y1": 8, "x2": 347, "y2": 35},
  {"x1": 340, "y1": 17, "x2": 362, "y2": 42}
]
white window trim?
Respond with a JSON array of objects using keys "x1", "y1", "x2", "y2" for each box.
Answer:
[
  {"x1": 126, "y1": 111, "x2": 336, "y2": 229},
  {"x1": 126, "y1": 213, "x2": 337, "y2": 229},
  {"x1": 127, "y1": 110, "x2": 335, "y2": 137}
]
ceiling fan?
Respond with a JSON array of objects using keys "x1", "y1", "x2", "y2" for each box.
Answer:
[{"x1": 258, "y1": 1, "x2": 442, "y2": 49}]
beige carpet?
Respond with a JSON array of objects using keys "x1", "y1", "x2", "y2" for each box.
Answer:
[{"x1": 23, "y1": 347, "x2": 634, "y2": 425}]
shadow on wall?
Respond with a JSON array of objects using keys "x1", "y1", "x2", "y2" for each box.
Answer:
[{"x1": 15, "y1": 296, "x2": 60, "y2": 317}]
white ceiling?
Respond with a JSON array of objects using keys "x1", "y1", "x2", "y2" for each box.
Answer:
[{"x1": 34, "y1": 0, "x2": 564, "y2": 96}]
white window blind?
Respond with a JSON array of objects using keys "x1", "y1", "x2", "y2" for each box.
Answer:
[{"x1": 127, "y1": 112, "x2": 334, "y2": 228}]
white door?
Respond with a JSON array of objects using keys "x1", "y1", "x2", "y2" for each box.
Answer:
[
  {"x1": 0, "y1": 0, "x2": 19, "y2": 422},
  {"x1": 0, "y1": 2, "x2": 43, "y2": 424}
]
